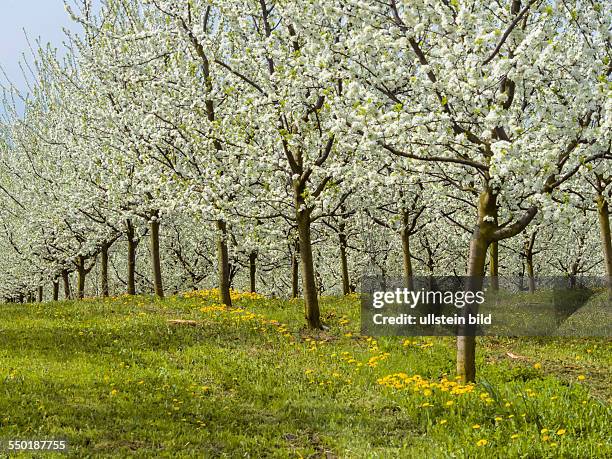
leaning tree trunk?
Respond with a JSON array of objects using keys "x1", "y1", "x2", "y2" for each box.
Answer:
[
  {"x1": 52, "y1": 280, "x2": 59, "y2": 301},
  {"x1": 339, "y1": 230, "x2": 351, "y2": 295},
  {"x1": 62, "y1": 269, "x2": 71, "y2": 300},
  {"x1": 295, "y1": 202, "x2": 322, "y2": 329},
  {"x1": 126, "y1": 220, "x2": 138, "y2": 295},
  {"x1": 291, "y1": 241, "x2": 299, "y2": 299},
  {"x1": 400, "y1": 211, "x2": 414, "y2": 290},
  {"x1": 249, "y1": 251, "x2": 257, "y2": 293},
  {"x1": 37, "y1": 286, "x2": 43, "y2": 303},
  {"x1": 216, "y1": 220, "x2": 232, "y2": 307},
  {"x1": 76, "y1": 255, "x2": 87, "y2": 300},
  {"x1": 150, "y1": 217, "x2": 164, "y2": 298},
  {"x1": 596, "y1": 194, "x2": 612, "y2": 296},
  {"x1": 101, "y1": 243, "x2": 109, "y2": 297}
]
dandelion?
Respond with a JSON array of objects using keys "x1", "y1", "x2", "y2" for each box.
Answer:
[
  {"x1": 472, "y1": 424, "x2": 481, "y2": 429},
  {"x1": 476, "y1": 439, "x2": 488, "y2": 447},
  {"x1": 445, "y1": 400, "x2": 454, "y2": 406},
  {"x1": 556, "y1": 429, "x2": 566, "y2": 435},
  {"x1": 533, "y1": 363, "x2": 542, "y2": 369},
  {"x1": 577, "y1": 375, "x2": 586, "y2": 381}
]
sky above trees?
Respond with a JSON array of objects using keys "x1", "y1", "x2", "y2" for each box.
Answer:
[{"x1": 0, "y1": 1, "x2": 88, "y2": 112}]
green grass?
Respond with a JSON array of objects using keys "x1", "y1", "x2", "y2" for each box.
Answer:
[{"x1": 0, "y1": 291, "x2": 610, "y2": 458}]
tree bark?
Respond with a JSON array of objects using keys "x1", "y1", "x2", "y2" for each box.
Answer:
[
  {"x1": 126, "y1": 220, "x2": 137, "y2": 295},
  {"x1": 76, "y1": 255, "x2": 87, "y2": 300},
  {"x1": 489, "y1": 241, "x2": 499, "y2": 291},
  {"x1": 216, "y1": 219, "x2": 232, "y2": 307},
  {"x1": 150, "y1": 217, "x2": 164, "y2": 298},
  {"x1": 596, "y1": 194, "x2": 612, "y2": 296},
  {"x1": 291, "y1": 241, "x2": 299, "y2": 299},
  {"x1": 296, "y1": 207, "x2": 322, "y2": 329},
  {"x1": 339, "y1": 230, "x2": 351, "y2": 295},
  {"x1": 524, "y1": 231, "x2": 537, "y2": 293},
  {"x1": 457, "y1": 189, "x2": 495, "y2": 383},
  {"x1": 400, "y1": 211, "x2": 414, "y2": 290},
  {"x1": 249, "y1": 251, "x2": 257, "y2": 293},
  {"x1": 458, "y1": 230, "x2": 488, "y2": 383},
  {"x1": 37, "y1": 286, "x2": 43, "y2": 303},
  {"x1": 526, "y1": 254, "x2": 536, "y2": 293},
  {"x1": 52, "y1": 280, "x2": 59, "y2": 301},
  {"x1": 62, "y1": 269, "x2": 71, "y2": 300}
]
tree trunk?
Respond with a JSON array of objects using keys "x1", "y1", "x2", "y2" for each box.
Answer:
[
  {"x1": 216, "y1": 219, "x2": 232, "y2": 307},
  {"x1": 52, "y1": 280, "x2": 59, "y2": 301},
  {"x1": 458, "y1": 231, "x2": 488, "y2": 383},
  {"x1": 489, "y1": 241, "x2": 499, "y2": 291},
  {"x1": 291, "y1": 242, "x2": 299, "y2": 299},
  {"x1": 457, "y1": 189, "x2": 496, "y2": 383},
  {"x1": 400, "y1": 211, "x2": 414, "y2": 290},
  {"x1": 76, "y1": 255, "x2": 87, "y2": 300},
  {"x1": 526, "y1": 255, "x2": 536, "y2": 293},
  {"x1": 524, "y1": 232, "x2": 537, "y2": 293},
  {"x1": 101, "y1": 243, "x2": 109, "y2": 297},
  {"x1": 62, "y1": 269, "x2": 71, "y2": 299},
  {"x1": 249, "y1": 251, "x2": 257, "y2": 293},
  {"x1": 150, "y1": 217, "x2": 164, "y2": 298},
  {"x1": 596, "y1": 194, "x2": 612, "y2": 296},
  {"x1": 296, "y1": 207, "x2": 322, "y2": 329},
  {"x1": 37, "y1": 286, "x2": 43, "y2": 303},
  {"x1": 339, "y1": 230, "x2": 350, "y2": 295},
  {"x1": 126, "y1": 220, "x2": 137, "y2": 295}
]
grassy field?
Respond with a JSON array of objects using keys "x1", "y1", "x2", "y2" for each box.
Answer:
[{"x1": 0, "y1": 291, "x2": 610, "y2": 458}]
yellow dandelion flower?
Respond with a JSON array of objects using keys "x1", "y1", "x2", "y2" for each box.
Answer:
[
  {"x1": 556, "y1": 429, "x2": 566, "y2": 435},
  {"x1": 577, "y1": 375, "x2": 586, "y2": 381},
  {"x1": 476, "y1": 439, "x2": 488, "y2": 447}
]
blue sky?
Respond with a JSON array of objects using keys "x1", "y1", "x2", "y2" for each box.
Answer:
[{"x1": 1, "y1": 0, "x2": 83, "y2": 111}]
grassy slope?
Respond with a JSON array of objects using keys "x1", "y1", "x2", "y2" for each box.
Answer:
[{"x1": 0, "y1": 292, "x2": 610, "y2": 458}]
